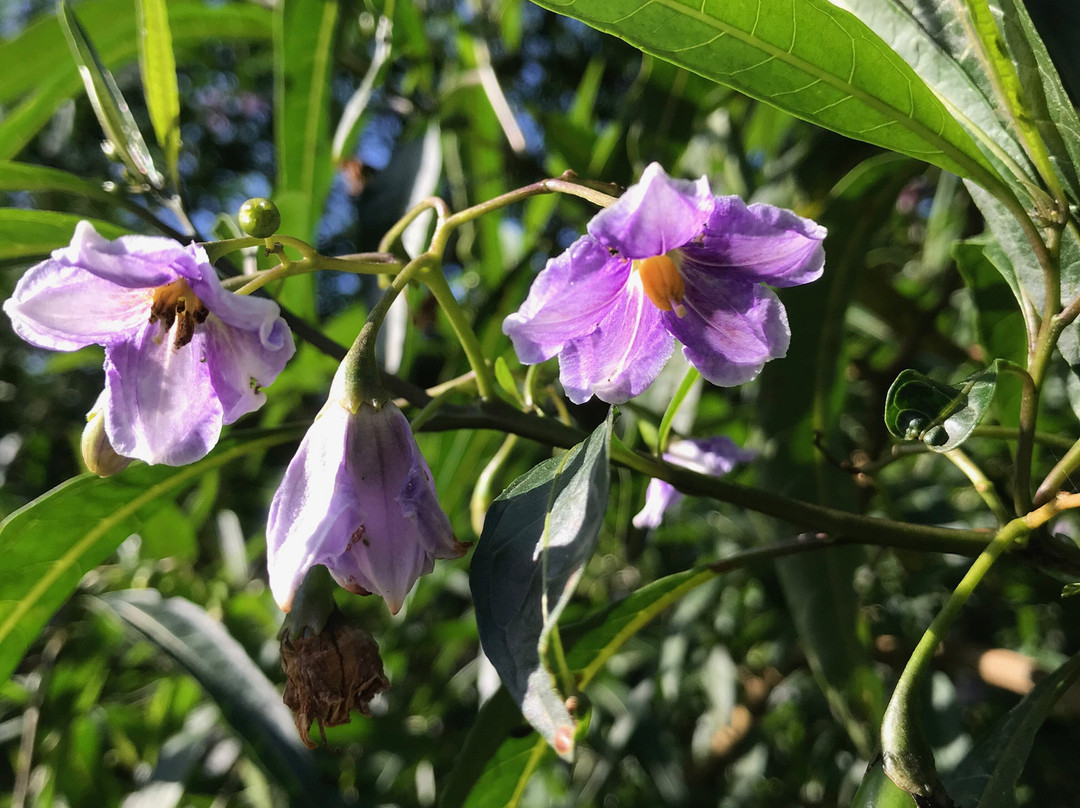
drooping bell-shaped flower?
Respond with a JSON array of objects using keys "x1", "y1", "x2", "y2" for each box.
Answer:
[
  {"x1": 3, "y1": 222, "x2": 295, "y2": 465},
  {"x1": 633, "y1": 436, "x2": 756, "y2": 529},
  {"x1": 266, "y1": 375, "x2": 466, "y2": 614},
  {"x1": 503, "y1": 163, "x2": 826, "y2": 403}
]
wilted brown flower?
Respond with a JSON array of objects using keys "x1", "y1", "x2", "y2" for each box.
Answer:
[{"x1": 280, "y1": 608, "x2": 389, "y2": 748}]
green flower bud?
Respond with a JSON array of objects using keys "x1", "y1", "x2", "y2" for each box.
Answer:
[
  {"x1": 238, "y1": 197, "x2": 281, "y2": 238},
  {"x1": 82, "y1": 393, "x2": 132, "y2": 477}
]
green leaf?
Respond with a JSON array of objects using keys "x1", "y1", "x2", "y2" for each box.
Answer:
[
  {"x1": 0, "y1": 209, "x2": 128, "y2": 261},
  {"x1": 273, "y1": 0, "x2": 340, "y2": 315},
  {"x1": 884, "y1": 363, "x2": 1003, "y2": 452},
  {"x1": 461, "y1": 735, "x2": 548, "y2": 808},
  {"x1": 0, "y1": 429, "x2": 302, "y2": 686},
  {"x1": 992, "y1": 0, "x2": 1080, "y2": 204},
  {"x1": 135, "y1": 0, "x2": 181, "y2": 188},
  {"x1": 57, "y1": 0, "x2": 163, "y2": 189},
  {"x1": 528, "y1": 0, "x2": 1001, "y2": 186},
  {"x1": 95, "y1": 590, "x2": 338, "y2": 805},
  {"x1": 945, "y1": 650, "x2": 1080, "y2": 808},
  {"x1": 1062, "y1": 582, "x2": 1080, "y2": 598},
  {"x1": 830, "y1": 0, "x2": 1030, "y2": 189},
  {"x1": 470, "y1": 411, "x2": 613, "y2": 760},
  {"x1": 439, "y1": 688, "x2": 524, "y2": 808},
  {"x1": 0, "y1": 0, "x2": 271, "y2": 161},
  {"x1": 493, "y1": 356, "x2": 524, "y2": 407}
]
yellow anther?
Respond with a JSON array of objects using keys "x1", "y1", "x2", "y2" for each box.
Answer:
[{"x1": 636, "y1": 254, "x2": 686, "y2": 317}]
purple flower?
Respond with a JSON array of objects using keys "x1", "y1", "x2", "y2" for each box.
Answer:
[
  {"x1": 3, "y1": 222, "x2": 294, "y2": 465},
  {"x1": 266, "y1": 392, "x2": 466, "y2": 614},
  {"x1": 633, "y1": 437, "x2": 756, "y2": 529},
  {"x1": 503, "y1": 163, "x2": 825, "y2": 403}
]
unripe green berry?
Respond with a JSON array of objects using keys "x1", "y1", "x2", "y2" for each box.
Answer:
[{"x1": 239, "y1": 197, "x2": 281, "y2": 238}]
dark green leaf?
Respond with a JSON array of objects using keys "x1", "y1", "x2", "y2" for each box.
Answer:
[
  {"x1": 57, "y1": 0, "x2": 163, "y2": 189},
  {"x1": 884, "y1": 363, "x2": 1003, "y2": 452},
  {"x1": 0, "y1": 430, "x2": 302, "y2": 685},
  {"x1": 439, "y1": 688, "x2": 524, "y2": 808},
  {"x1": 95, "y1": 590, "x2": 337, "y2": 804},
  {"x1": 945, "y1": 650, "x2": 1080, "y2": 808},
  {"x1": 528, "y1": 0, "x2": 1001, "y2": 187},
  {"x1": 0, "y1": 209, "x2": 128, "y2": 261},
  {"x1": 470, "y1": 411, "x2": 612, "y2": 759},
  {"x1": 461, "y1": 734, "x2": 547, "y2": 808},
  {"x1": 135, "y1": 0, "x2": 181, "y2": 188}
]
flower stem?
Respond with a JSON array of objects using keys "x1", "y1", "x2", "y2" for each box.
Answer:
[
  {"x1": 228, "y1": 252, "x2": 401, "y2": 295},
  {"x1": 656, "y1": 366, "x2": 701, "y2": 454}
]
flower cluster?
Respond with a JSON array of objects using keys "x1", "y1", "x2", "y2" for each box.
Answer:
[
  {"x1": 4, "y1": 222, "x2": 295, "y2": 466},
  {"x1": 504, "y1": 163, "x2": 825, "y2": 404}
]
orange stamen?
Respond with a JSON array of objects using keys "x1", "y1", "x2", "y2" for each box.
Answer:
[
  {"x1": 637, "y1": 254, "x2": 686, "y2": 317},
  {"x1": 149, "y1": 278, "x2": 209, "y2": 349}
]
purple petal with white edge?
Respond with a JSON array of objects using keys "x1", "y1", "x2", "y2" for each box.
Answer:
[
  {"x1": 632, "y1": 478, "x2": 680, "y2": 529},
  {"x1": 266, "y1": 403, "x2": 354, "y2": 611},
  {"x1": 502, "y1": 236, "x2": 629, "y2": 364},
  {"x1": 3, "y1": 260, "x2": 152, "y2": 351},
  {"x1": 204, "y1": 316, "x2": 295, "y2": 424},
  {"x1": 587, "y1": 163, "x2": 714, "y2": 259},
  {"x1": 54, "y1": 221, "x2": 185, "y2": 289},
  {"x1": 681, "y1": 197, "x2": 826, "y2": 288},
  {"x1": 664, "y1": 273, "x2": 790, "y2": 387},
  {"x1": 103, "y1": 323, "x2": 223, "y2": 465},
  {"x1": 558, "y1": 275, "x2": 674, "y2": 404}
]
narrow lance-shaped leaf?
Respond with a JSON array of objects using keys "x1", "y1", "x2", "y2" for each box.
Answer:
[
  {"x1": 135, "y1": 0, "x2": 181, "y2": 188},
  {"x1": 95, "y1": 591, "x2": 338, "y2": 805},
  {"x1": 529, "y1": 0, "x2": 1004, "y2": 188},
  {"x1": 0, "y1": 429, "x2": 303, "y2": 685},
  {"x1": 57, "y1": 0, "x2": 163, "y2": 190},
  {"x1": 945, "y1": 649, "x2": 1080, "y2": 808},
  {"x1": 470, "y1": 411, "x2": 613, "y2": 760},
  {"x1": 0, "y1": 208, "x2": 128, "y2": 262}
]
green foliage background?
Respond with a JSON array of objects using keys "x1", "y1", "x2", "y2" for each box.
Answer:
[{"x1": 2, "y1": 0, "x2": 1080, "y2": 806}]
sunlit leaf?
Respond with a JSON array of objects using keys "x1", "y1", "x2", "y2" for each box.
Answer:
[
  {"x1": 529, "y1": 0, "x2": 1003, "y2": 188},
  {"x1": 57, "y1": 0, "x2": 163, "y2": 189},
  {"x1": 135, "y1": 0, "x2": 181, "y2": 188},
  {"x1": 0, "y1": 208, "x2": 128, "y2": 262},
  {"x1": 0, "y1": 430, "x2": 302, "y2": 686}
]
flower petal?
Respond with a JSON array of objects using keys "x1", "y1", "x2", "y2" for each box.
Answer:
[
  {"x1": 558, "y1": 275, "x2": 674, "y2": 404},
  {"x1": 664, "y1": 275, "x2": 790, "y2": 386},
  {"x1": 681, "y1": 197, "x2": 826, "y2": 287},
  {"x1": 184, "y1": 252, "x2": 293, "y2": 351},
  {"x1": 56, "y1": 221, "x2": 185, "y2": 288},
  {"x1": 664, "y1": 436, "x2": 757, "y2": 476},
  {"x1": 502, "y1": 236, "x2": 630, "y2": 364},
  {"x1": 266, "y1": 404, "x2": 354, "y2": 611},
  {"x1": 588, "y1": 163, "x2": 713, "y2": 259},
  {"x1": 103, "y1": 323, "x2": 224, "y2": 465},
  {"x1": 632, "y1": 478, "x2": 680, "y2": 529},
  {"x1": 3, "y1": 260, "x2": 152, "y2": 350},
  {"x1": 203, "y1": 315, "x2": 296, "y2": 424}
]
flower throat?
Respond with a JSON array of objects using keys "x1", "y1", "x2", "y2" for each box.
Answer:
[
  {"x1": 149, "y1": 278, "x2": 209, "y2": 349},
  {"x1": 635, "y1": 254, "x2": 686, "y2": 317}
]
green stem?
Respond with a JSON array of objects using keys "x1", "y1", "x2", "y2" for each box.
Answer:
[
  {"x1": 656, "y1": 366, "x2": 701, "y2": 454},
  {"x1": 378, "y1": 196, "x2": 450, "y2": 253},
  {"x1": 549, "y1": 624, "x2": 576, "y2": 699},
  {"x1": 278, "y1": 565, "x2": 337, "y2": 641},
  {"x1": 228, "y1": 252, "x2": 401, "y2": 294},
  {"x1": 341, "y1": 255, "x2": 435, "y2": 409},
  {"x1": 421, "y1": 268, "x2": 498, "y2": 400},
  {"x1": 880, "y1": 494, "x2": 1080, "y2": 798},
  {"x1": 470, "y1": 433, "x2": 519, "y2": 535},
  {"x1": 1034, "y1": 435, "x2": 1080, "y2": 506},
  {"x1": 944, "y1": 447, "x2": 1009, "y2": 525}
]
